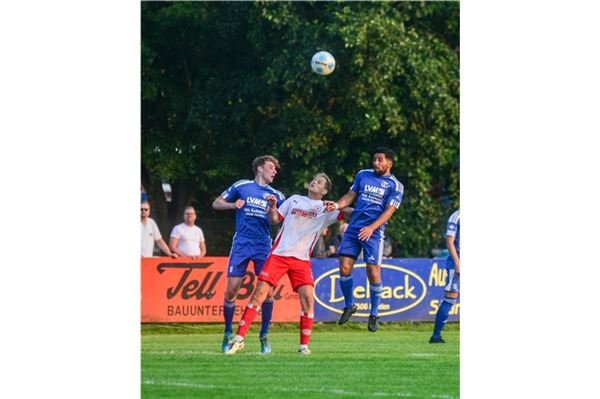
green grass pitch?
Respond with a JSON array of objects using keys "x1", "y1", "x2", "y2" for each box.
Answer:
[{"x1": 142, "y1": 322, "x2": 459, "y2": 399}]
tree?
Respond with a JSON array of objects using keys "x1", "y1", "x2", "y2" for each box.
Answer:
[{"x1": 142, "y1": 1, "x2": 459, "y2": 256}]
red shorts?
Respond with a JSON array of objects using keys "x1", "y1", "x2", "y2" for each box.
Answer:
[{"x1": 258, "y1": 254, "x2": 314, "y2": 292}]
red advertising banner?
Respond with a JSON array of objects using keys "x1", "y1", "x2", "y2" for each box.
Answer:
[{"x1": 141, "y1": 257, "x2": 301, "y2": 322}]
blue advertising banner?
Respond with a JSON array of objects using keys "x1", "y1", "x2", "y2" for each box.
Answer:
[{"x1": 311, "y1": 258, "x2": 459, "y2": 322}]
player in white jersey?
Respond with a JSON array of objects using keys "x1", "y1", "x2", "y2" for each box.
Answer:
[{"x1": 224, "y1": 173, "x2": 352, "y2": 355}]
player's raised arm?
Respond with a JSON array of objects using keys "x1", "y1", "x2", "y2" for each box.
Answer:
[
  {"x1": 212, "y1": 196, "x2": 244, "y2": 211},
  {"x1": 325, "y1": 190, "x2": 357, "y2": 212}
]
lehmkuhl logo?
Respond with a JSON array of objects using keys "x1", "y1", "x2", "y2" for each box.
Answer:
[{"x1": 313, "y1": 263, "x2": 427, "y2": 317}]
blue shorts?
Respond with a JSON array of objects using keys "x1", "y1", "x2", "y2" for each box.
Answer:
[
  {"x1": 444, "y1": 269, "x2": 460, "y2": 299},
  {"x1": 227, "y1": 234, "x2": 272, "y2": 277},
  {"x1": 445, "y1": 269, "x2": 460, "y2": 293},
  {"x1": 338, "y1": 226, "x2": 384, "y2": 265}
]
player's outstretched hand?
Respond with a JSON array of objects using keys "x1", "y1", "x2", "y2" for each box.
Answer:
[
  {"x1": 234, "y1": 199, "x2": 245, "y2": 209},
  {"x1": 358, "y1": 226, "x2": 375, "y2": 241},
  {"x1": 323, "y1": 200, "x2": 337, "y2": 212}
]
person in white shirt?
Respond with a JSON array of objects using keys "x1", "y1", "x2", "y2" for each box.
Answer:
[
  {"x1": 225, "y1": 173, "x2": 352, "y2": 355},
  {"x1": 169, "y1": 206, "x2": 207, "y2": 259},
  {"x1": 141, "y1": 202, "x2": 177, "y2": 258}
]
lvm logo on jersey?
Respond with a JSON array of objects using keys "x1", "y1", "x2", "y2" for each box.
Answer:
[
  {"x1": 364, "y1": 184, "x2": 386, "y2": 196},
  {"x1": 246, "y1": 196, "x2": 268, "y2": 208}
]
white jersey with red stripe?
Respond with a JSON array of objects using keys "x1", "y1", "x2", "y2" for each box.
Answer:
[{"x1": 272, "y1": 194, "x2": 343, "y2": 261}]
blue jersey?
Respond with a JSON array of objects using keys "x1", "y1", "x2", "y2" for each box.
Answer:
[
  {"x1": 347, "y1": 169, "x2": 404, "y2": 235},
  {"x1": 445, "y1": 210, "x2": 460, "y2": 269},
  {"x1": 221, "y1": 179, "x2": 285, "y2": 239}
]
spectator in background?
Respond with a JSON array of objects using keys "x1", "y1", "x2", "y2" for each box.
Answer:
[
  {"x1": 328, "y1": 221, "x2": 348, "y2": 258},
  {"x1": 141, "y1": 201, "x2": 177, "y2": 258},
  {"x1": 169, "y1": 206, "x2": 207, "y2": 259}
]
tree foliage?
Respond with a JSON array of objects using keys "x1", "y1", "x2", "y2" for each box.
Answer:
[{"x1": 142, "y1": 1, "x2": 459, "y2": 257}]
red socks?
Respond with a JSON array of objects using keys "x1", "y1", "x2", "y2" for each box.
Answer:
[
  {"x1": 300, "y1": 312, "x2": 314, "y2": 346},
  {"x1": 236, "y1": 304, "x2": 259, "y2": 338},
  {"x1": 237, "y1": 306, "x2": 314, "y2": 347}
]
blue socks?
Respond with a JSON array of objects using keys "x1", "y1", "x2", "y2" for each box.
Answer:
[
  {"x1": 339, "y1": 274, "x2": 354, "y2": 308},
  {"x1": 339, "y1": 274, "x2": 385, "y2": 316},
  {"x1": 432, "y1": 299, "x2": 454, "y2": 339},
  {"x1": 260, "y1": 299, "x2": 274, "y2": 336},
  {"x1": 225, "y1": 298, "x2": 273, "y2": 336},
  {"x1": 223, "y1": 298, "x2": 235, "y2": 334},
  {"x1": 369, "y1": 282, "x2": 383, "y2": 316}
]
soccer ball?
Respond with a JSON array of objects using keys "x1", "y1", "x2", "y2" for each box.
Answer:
[{"x1": 311, "y1": 51, "x2": 336, "y2": 76}]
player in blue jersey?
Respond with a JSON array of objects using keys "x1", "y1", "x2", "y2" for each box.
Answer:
[
  {"x1": 212, "y1": 155, "x2": 285, "y2": 353},
  {"x1": 430, "y1": 209, "x2": 460, "y2": 343},
  {"x1": 325, "y1": 147, "x2": 403, "y2": 332}
]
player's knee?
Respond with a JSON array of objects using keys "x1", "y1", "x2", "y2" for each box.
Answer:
[
  {"x1": 339, "y1": 257, "x2": 355, "y2": 274},
  {"x1": 225, "y1": 289, "x2": 237, "y2": 301},
  {"x1": 339, "y1": 264, "x2": 353, "y2": 276}
]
